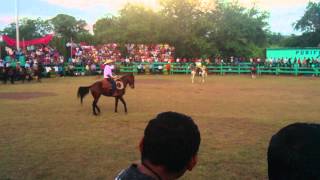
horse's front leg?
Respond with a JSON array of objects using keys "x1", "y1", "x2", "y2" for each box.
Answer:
[
  {"x1": 191, "y1": 72, "x2": 195, "y2": 83},
  {"x1": 114, "y1": 97, "x2": 119, "y2": 113},
  {"x1": 119, "y1": 96, "x2": 127, "y2": 113}
]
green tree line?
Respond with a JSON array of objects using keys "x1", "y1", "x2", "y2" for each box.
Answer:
[{"x1": 1, "y1": 0, "x2": 319, "y2": 58}]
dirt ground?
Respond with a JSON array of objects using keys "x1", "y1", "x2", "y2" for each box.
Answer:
[
  {"x1": 0, "y1": 92, "x2": 56, "y2": 100},
  {"x1": 0, "y1": 75, "x2": 320, "y2": 180}
]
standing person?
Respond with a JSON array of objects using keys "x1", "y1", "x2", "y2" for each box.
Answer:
[
  {"x1": 251, "y1": 63, "x2": 257, "y2": 79},
  {"x1": 0, "y1": 59, "x2": 4, "y2": 82},
  {"x1": 6, "y1": 56, "x2": 16, "y2": 84},
  {"x1": 103, "y1": 59, "x2": 116, "y2": 95},
  {"x1": 115, "y1": 111, "x2": 201, "y2": 180},
  {"x1": 36, "y1": 61, "x2": 44, "y2": 82},
  {"x1": 165, "y1": 63, "x2": 171, "y2": 75}
]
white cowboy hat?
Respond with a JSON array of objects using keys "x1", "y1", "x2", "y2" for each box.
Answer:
[{"x1": 104, "y1": 59, "x2": 114, "y2": 64}]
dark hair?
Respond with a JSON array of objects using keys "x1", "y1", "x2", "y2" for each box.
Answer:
[
  {"x1": 268, "y1": 123, "x2": 320, "y2": 180},
  {"x1": 141, "y1": 112, "x2": 201, "y2": 173}
]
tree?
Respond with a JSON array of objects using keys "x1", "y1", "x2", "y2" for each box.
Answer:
[
  {"x1": 92, "y1": 0, "x2": 270, "y2": 58},
  {"x1": 1, "y1": 18, "x2": 52, "y2": 40},
  {"x1": 50, "y1": 14, "x2": 89, "y2": 41},
  {"x1": 282, "y1": 1, "x2": 320, "y2": 47},
  {"x1": 158, "y1": 0, "x2": 210, "y2": 57},
  {"x1": 50, "y1": 14, "x2": 93, "y2": 56},
  {"x1": 267, "y1": 32, "x2": 286, "y2": 47},
  {"x1": 207, "y1": 1, "x2": 269, "y2": 57},
  {"x1": 118, "y1": 4, "x2": 161, "y2": 44},
  {"x1": 294, "y1": 2, "x2": 320, "y2": 33},
  {"x1": 93, "y1": 16, "x2": 120, "y2": 44}
]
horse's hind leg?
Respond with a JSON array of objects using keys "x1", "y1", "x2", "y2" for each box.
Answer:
[
  {"x1": 92, "y1": 100, "x2": 97, "y2": 115},
  {"x1": 96, "y1": 101, "x2": 101, "y2": 114},
  {"x1": 92, "y1": 99, "x2": 101, "y2": 115},
  {"x1": 92, "y1": 93, "x2": 101, "y2": 115},
  {"x1": 119, "y1": 96, "x2": 127, "y2": 113},
  {"x1": 114, "y1": 97, "x2": 119, "y2": 113}
]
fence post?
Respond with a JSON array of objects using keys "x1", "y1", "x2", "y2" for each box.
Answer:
[
  {"x1": 313, "y1": 67, "x2": 318, "y2": 77},
  {"x1": 134, "y1": 65, "x2": 138, "y2": 74}
]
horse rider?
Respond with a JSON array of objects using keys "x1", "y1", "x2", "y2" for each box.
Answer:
[
  {"x1": 195, "y1": 60, "x2": 202, "y2": 75},
  {"x1": 103, "y1": 59, "x2": 117, "y2": 95}
]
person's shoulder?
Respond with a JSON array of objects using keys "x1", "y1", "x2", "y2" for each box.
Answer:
[{"x1": 115, "y1": 164, "x2": 154, "y2": 180}]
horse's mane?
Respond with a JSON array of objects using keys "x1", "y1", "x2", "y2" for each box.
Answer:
[{"x1": 120, "y1": 73, "x2": 134, "y2": 79}]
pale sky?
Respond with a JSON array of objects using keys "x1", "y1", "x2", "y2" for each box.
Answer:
[{"x1": 0, "y1": 0, "x2": 317, "y2": 35}]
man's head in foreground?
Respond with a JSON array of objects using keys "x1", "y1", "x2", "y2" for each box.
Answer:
[
  {"x1": 116, "y1": 112, "x2": 201, "y2": 180},
  {"x1": 268, "y1": 123, "x2": 320, "y2": 180},
  {"x1": 140, "y1": 111, "x2": 201, "y2": 179}
]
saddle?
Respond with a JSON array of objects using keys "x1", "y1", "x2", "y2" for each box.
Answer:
[
  {"x1": 102, "y1": 79, "x2": 113, "y2": 94},
  {"x1": 102, "y1": 78, "x2": 124, "y2": 95}
]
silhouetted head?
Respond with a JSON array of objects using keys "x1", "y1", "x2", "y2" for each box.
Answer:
[
  {"x1": 141, "y1": 112, "x2": 201, "y2": 177},
  {"x1": 268, "y1": 123, "x2": 320, "y2": 180}
]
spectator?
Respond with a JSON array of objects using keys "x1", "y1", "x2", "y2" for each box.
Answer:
[
  {"x1": 115, "y1": 111, "x2": 201, "y2": 180},
  {"x1": 251, "y1": 63, "x2": 257, "y2": 79},
  {"x1": 137, "y1": 63, "x2": 144, "y2": 74},
  {"x1": 268, "y1": 123, "x2": 320, "y2": 180},
  {"x1": 158, "y1": 64, "x2": 163, "y2": 74},
  {"x1": 90, "y1": 63, "x2": 97, "y2": 75},
  {"x1": 165, "y1": 63, "x2": 171, "y2": 74},
  {"x1": 0, "y1": 59, "x2": 4, "y2": 68}
]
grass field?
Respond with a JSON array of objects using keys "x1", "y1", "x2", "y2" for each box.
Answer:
[{"x1": 1, "y1": 74, "x2": 320, "y2": 180}]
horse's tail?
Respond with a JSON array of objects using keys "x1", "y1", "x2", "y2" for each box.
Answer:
[{"x1": 77, "y1": 86, "x2": 90, "y2": 104}]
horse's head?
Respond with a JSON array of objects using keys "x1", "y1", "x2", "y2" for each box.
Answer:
[{"x1": 124, "y1": 73, "x2": 135, "y2": 89}]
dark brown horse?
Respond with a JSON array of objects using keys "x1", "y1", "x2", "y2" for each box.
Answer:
[{"x1": 77, "y1": 73, "x2": 135, "y2": 115}]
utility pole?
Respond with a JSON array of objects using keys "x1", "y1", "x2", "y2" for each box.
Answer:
[
  {"x1": 15, "y1": 0, "x2": 20, "y2": 51},
  {"x1": 70, "y1": 37, "x2": 73, "y2": 60}
]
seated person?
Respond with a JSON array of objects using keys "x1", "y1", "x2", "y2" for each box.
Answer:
[
  {"x1": 116, "y1": 111, "x2": 201, "y2": 180},
  {"x1": 268, "y1": 123, "x2": 320, "y2": 180}
]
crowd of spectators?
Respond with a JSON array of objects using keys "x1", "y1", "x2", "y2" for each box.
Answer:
[
  {"x1": 0, "y1": 45, "x2": 62, "y2": 80},
  {"x1": 266, "y1": 57, "x2": 320, "y2": 67},
  {"x1": 1, "y1": 42, "x2": 320, "y2": 82},
  {"x1": 123, "y1": 44, "x2": 175, "y2": 64},
  {"x1": 212, "y1": 56, "x2": 320, "y2": 68},
  {"x1": 72, "y1": 43, "x2": 121, "y2": 73}
]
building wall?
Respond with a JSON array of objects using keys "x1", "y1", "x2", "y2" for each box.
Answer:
[{"x1": 266, "y1": 48, "x2": 320, "y2": 60}]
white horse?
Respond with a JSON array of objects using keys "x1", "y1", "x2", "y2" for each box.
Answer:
[{"x1": 191, "y1": 65, "x2": 207, "y2": 83}]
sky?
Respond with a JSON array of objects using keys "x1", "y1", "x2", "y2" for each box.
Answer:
[{"x1": 0, "y1": 0, "x2": 316, "y2": 35}]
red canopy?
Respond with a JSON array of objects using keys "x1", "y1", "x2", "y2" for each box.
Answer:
[{"x1": 2, "y1": 34, "x2": 53, "y2": 48}]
